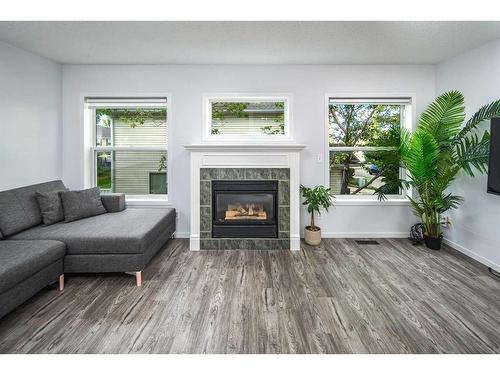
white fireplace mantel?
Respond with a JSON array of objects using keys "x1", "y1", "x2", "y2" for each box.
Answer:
[{"x1": 185, "y1": 143, "x2": 305, "y2": 251}]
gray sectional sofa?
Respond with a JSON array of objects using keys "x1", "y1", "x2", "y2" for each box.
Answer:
[
  {"x1": 0, "y1": 180, "x2": 176, "y2": 320},
  {"x1": 0, "y1": 240, "x2": 65, "y2": 320}
]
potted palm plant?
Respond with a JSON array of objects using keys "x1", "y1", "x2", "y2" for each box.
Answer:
[
  {"x1": 300, "y1": 185, "x2": 335, "y2": 246},
  {"x1": 378, "y1": 91, "x2": 500, "y2": 250}
]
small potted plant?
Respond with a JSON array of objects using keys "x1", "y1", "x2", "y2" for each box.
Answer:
[{"x1": 300, "y1": 184, "x2": 335, "y2": 246}]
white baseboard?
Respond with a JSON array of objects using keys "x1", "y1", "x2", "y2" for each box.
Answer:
[
  {"x1": 174, "y1": 231, "x2": 190, "y2": 239},
  {"x1": 290, "y1": 235, "x2": 300, "y2": 251},
  {"x1": 189, "y1": 235, "x2": 200, "y2": 251},
  {"x1": 320, "y1": 231, "x2": 408, "y2": 238},
  {"x1": 443, "y1": 238, "x2": 500, "y2": 273}
]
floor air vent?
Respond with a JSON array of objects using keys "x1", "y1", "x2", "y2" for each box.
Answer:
[{"x1": 355, "y1": 240, "x2": 380, "y2": 245}]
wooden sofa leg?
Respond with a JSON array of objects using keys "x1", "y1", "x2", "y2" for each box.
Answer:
[
  {"x1": 59, "y1": 274, "x2": 65, "y2": 291},
  {"x1": 136, "y1": 271, "x2": 142, "y2": 287}
]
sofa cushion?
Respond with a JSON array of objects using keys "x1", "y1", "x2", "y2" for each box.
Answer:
[
  {"x1": 0, "y1": 180, "x2": 66, "y2": 237},
  {"x1": 0, "y1": 240, "x2": 66, "y2": 294},
  {"x1": 101, "y1": 193, "x2": 126, "y2": 213},
  {"x1": 10, "y1": 208, "x2": 176, "y2": 255},
  {"x1": 60, "y1": 187, "x2": 107, "y2": 223},
  {"x1": 36, "y1": 190, "x2": 67, "y2": 225}
]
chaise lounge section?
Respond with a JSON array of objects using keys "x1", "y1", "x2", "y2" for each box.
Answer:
[
  {"x1": 0, "y1": 240, "x2": 65, "y2": 319},
  {"x1": 11, "y1": 206, "x2": 176, "y2": 281}
]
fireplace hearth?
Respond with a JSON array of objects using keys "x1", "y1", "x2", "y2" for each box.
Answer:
[{"x1": 212, "y1": 180, "x2": 278, "y2": 238}]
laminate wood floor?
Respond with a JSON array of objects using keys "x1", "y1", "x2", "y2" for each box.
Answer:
[{"x1": 0, "y1": 238, "x2": 499, "y2": 353}]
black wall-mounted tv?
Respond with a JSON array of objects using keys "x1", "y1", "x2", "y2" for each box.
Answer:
[{"x1": 488, "y1": 117, "x2": 500, "y2": 195}]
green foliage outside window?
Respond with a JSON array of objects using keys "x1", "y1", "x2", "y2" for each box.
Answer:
[
  {"x1": 261, "y1": 102, "x2": 285, "y2": 135},
  {"x1": 158, "y1": 154, "x2": 167, "y2": 172},
  {"x1": 97, "y1": 108, "x2": 167, "y2": 128},
  {"x1": 329, "y1": 104, "x2": 402, "y2": 195},
  {"x1": 211, "y1": 101, "x2": 285, "y2": 135}
]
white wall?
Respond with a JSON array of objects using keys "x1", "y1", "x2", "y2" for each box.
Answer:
[
  {"x1": 62, "y1": 64, "x2": 435, "y2": 236},
  {"x1": 436, "y1": 39, "x2": 500, "y2": 271},
  {"x1": 0, "y1": 41, "x2": 62, "y2": 190}
]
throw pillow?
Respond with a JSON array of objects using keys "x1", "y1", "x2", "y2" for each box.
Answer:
[
  {"x1": 36, "y1": 190, "x2": 67, "y2": 225},
  {"x1": 60, "y1": 187, "x2": 107, "y2": 223}
]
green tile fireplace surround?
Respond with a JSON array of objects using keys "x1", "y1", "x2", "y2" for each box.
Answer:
[{"x1": 199, "y1": 167, "x2": 290, "y2": 250}]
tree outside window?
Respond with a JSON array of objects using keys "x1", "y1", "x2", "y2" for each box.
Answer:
[{"x1": 328, "y1": 100, "x2": 406, "y2": 197}]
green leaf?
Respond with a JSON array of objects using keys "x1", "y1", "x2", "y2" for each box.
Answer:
[
  {"x1": 454, "y1": 99, "x2": 500, "y2": 143},
  {"x1": 403, "y1": 129, "x2": 440, "y2": 185},
  {"x1": 454, "y1": 131, "x2": 490, "y2": 177},
  {"x1": 417, "y1": 91, "x2": 465, "y2": 144}
]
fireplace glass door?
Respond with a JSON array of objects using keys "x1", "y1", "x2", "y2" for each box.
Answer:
[
  {"x1": 212, "y1": 180, "x2": 278, "y2": 238},
  {"x1": 215, "y1": 192, "x2": 275, "y2": 223}
]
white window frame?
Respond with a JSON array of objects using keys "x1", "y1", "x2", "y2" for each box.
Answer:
[
  {"x1": 324, "y1": 93, "x2": 415, "y2": 204},
  {"x1": 202, "y1": 93, "x2": 293, "y2": 143},
  {"x1": 84, "y1": 96, "x2": 171, "y2": 203}
]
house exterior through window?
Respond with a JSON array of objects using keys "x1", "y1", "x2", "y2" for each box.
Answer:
[
  {"x1": 203, "y1": 95, "x2": 292, "y2": 141},
  {"x1": 86, "y1": 98, "x2": 168, "y2": 199},
  {"x1": 327, "y1": 97, "x2": 412, "y2": 199}
]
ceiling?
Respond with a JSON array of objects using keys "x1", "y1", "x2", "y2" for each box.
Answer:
[{"x1": 1, "y1": 21, "x2": 500, "y2": 65}]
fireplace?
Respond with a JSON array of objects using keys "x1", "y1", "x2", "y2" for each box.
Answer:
[
  {"x1": 186, "y1": 144, "x2": 304, "y2": 251},
  {"x1": 212, "y1": 180, "x2": 278, "y2": 238}
]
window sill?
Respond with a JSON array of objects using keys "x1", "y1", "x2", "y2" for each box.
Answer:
[
  {"x1": 332, "y1": 198, "x2": 410, "y2": 206},
  {"x1": 126, "y1": 196, "x2": 172, "y2": 207}
]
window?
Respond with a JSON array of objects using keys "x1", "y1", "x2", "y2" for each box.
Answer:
[
  {"x1": 327, "y1": 97, "x2": 412, "y2": 199},
  {"x1": 86, "y1": 98, "x2": 168, "y2": 199},
  {"x1": 149, "y1": 172, "x2": 167, "y2": 194},
  {"x1": 204, "y1": 95, "x2": 291, "y2": 140}
]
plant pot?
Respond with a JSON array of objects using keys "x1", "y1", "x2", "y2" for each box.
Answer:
[
  {"x1": 304, "y1": 226, "x2": 322, "y2": 246},
  {"x1": 424, "y1": 235, "x2": 443, "y2": 251}
]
